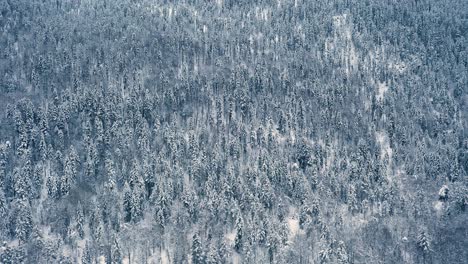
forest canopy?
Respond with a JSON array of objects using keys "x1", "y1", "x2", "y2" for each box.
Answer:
[{"x1": 0, "y1": 0, "x2": 467, "y2": 263}]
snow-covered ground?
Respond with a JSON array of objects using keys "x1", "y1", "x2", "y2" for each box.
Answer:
[
  {"x1": 376, "y1": 81, "x2": 388, "y2": 101},
  {"x1": 225, "y1": 230, "x2": 236, "y2": 245},
  {"x1": 160, "y1": 249, "x2": 170, "y2": 264},
  {"x1": 375, "y1": 131, "x2": 393, "y2": 163},
  {"x1": 287, "y1": 217, "x2": 299, "y2": 239},
  {"x1": 376, "y1": 131, "x2": 393, "y2": 181},
  {"x1": 286, "y1": 206, "x2": 303, "y2": 242},
  {"x1": 224, "y1": 229, "x2": 241, "y2": 263}
]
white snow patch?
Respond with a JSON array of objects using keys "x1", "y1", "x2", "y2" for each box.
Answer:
[
  {"x1": 232, "y1": 252, "x2": 241, "y2": 264},
  {"x1": 376, "y1": 131, "x2": 393, "y2": 162},
  {"x1": 339, "y1": 205, "x2": 369, "y2": 229},
  {"x1": 160, "y1": 249, "x2": 169, "y2": 264},
  {"x1": 434, "y1": 201, "x2": 444, "y2": 213},
  {"x1": 225, "y1": 230, "x2": 236, "y2": 245},
  {"x1": 290, "y1": 162, "x2": 299, "y2": 171},
  {"x1": 98, "y1": 256, "x2": 106, "y2": 264},
  {"x1": 286, "y1": 206, "x2": 303, "y2": 241},
  {"x1": 7, "y1": 239, "x2": 19, "y2": 247},
  {"x1": 289, "y1": 130, "x2": 296, "y2": 144},
  {"x1": 287, "y1": 218, "x2": 299, "y2": 238},
  {"x1": 376, "y1": 81, "x2": 388, "y2": 101}
]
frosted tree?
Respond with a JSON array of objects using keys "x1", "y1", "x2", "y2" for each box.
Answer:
[
  {"x1": 318, "y1": 241, "x2": 331, "y2": 264},
  {"x1": 38, "y1": 133, "x2": 48, "y2": 161},
  {"x1": 295, "y1": 139, "x2": 312, "y2": 170},
  {"x1": 278, "y1": 110, "x2": 287, "y2": 135},
  {"x1": 154, "y1": 183, "x2": 170, "y2": 230},
  {"x1": 15, "y1": 198, "x2": 33, "y2": 245},
  {"x1": 103, "y1": 157, "x2": 119, "y2": 223},
  {"x1": 82, "y1": 241, "x2": 93, "y2": 264},
  {"x1": 217, "y1": 240, "x2": 229, "y2": 263},
  {"x1": 234, "y1": 214, "x2": 244, "y2": 253},
  {"x1": 0, "y1": 243, "x2": 25, "y2": 264},
  {"x1": 94, "y1": 218, "x2": 105, "y2": 254},
  {"x1": 130, "y1": 178, "x2": 144, "y2": 223},
  {"x1": 205, "y1": 243, "x2": 218, "y2": 264},
  {"x1": 123, "y1": 182, "x2": 132, "y2": 222},
  {"x1": 267, "y1": 226, "x2": 281, "y2": 263},
  {"x1": 0, "y1": 0, "x2": 465, "y2": 262},
  {"x1": 299, "y1": 202, "x2": 313, "y2": 231},
  {"x1": 64, "y1": 146, "x2": 79, "y2": 183},
  {"x1": 191, "y1": 233, "x2": 204, "y2": 264},
  {"x1": 111, "y1": 235, "x2": 122, "y2": 264},
  {"x1": 85, "y1": 141, "x2": 98, "y2": 181},
  {"x1": 76, "y1": 202, "x2": 85, "y2": 239},
  {"x1": 335, "y1": 240, "x2": 349, "y2": 264},
  {"x1": 347, "y1": 184, "x2": 359, "y2": 215},
  {"x1": 0, "y1": 189, "x2": 7, "y2": 234},
  {"x1": 13, "y1": 167, "x2": 26, "y2": 199},
  {"x1": 59, "y1": 172, "x2": 71, "y2": 197},
  {"x1": 129, "y1": 159, "x2": 140, "y2": 189},
  {"x1": 417, "y1": 230, "x2": 431, "y2": 263},
  {"x1": 0, "y1": 144, "x2": 8, "y2": 188},
  {"x1": 95, "y1": 116, "x2": 105, "y2": 148}
]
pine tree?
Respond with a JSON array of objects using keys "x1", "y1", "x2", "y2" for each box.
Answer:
[
  {"x1": 14, "y1": 165, "x2": 30, "y2": 199},
  {"x1": 278, "y1": 110, "x2": 287, "y2": 135},
  {"x1": 299, "y1": 203, "x2": 312, "y2": 230},
  {"x1": 94, "y1": 218, "x2": 105, "y2": 252},
  {"x1": 154, "y1": 183, "x2": 170, "y2": 230},
  {"x1": 82, "y1": 242, "x2": 93, "y2": 264},
  {"x1": 205, "y1": 243, "x2": 218, "y2": 264},
  {"x1": 234, "y1": 214, "x2": 244, "y2": 253},
  {"x1": 85, "y1": 141, "x2": 97, "y2": 181},
  {"x1": 192, "y1": 233, "x2": 204, "y2": 264},
  {"x1": 123, "y1": 182, "x2": 132, "y2": 222},
  {"x1": 417, "y1": 230, "x2": 431, "y2": 262},
  {"x1": 0, "y1": 189, "x2": 6, "y2": 218},
  {"x1": 218, "y1": 240, "x2": 229, "y2": 263},
  {"x1": 0, "y1": 189, "x2": 7, "y2": 233},
  {"x1": 111, "y1": 235, "x2": 122, "y2": 264},
  {"x1": 336, "y1": 241, "x2": 349, "y2": 264},
  {"x1": 60, "y1": 172, "x2": 71, "y2": 197},
  {"x1": 130, "y1": 179, "x2": 144, "y2": 223},
  {"x1": 267, "y1": 226, "x2": 280, "y2": 263},
  {"x1": 64, "y1": 146, "x2": 79, "y2": 184},
  {"x1": 46, "y1": 172, "x2": 58, "y2": 199},
  {"x1": 0, "y1": 144, "x2": 7, "y2": 187},
  {"x1": 129, "y1": 159, "x2": 140, "y2": 189},
  {"x1": 318, "y1": 241, "x2": 331, "y2": 264},
  {"x1": 95, "y1": 116, "x2": 105, "y2": 148},
  {"x1": 38, "y1": 133, "x2": 48, "y2": 161},
  {"x1": 295, "y1": 139, "x2": 312, "y2": 170},
  {"x1": 347, "y1": 184, "x2": 359, "y2": 215},
  {"x1": 15, "y1": 198, "x2": 33, "y2": 244},
  {"x1": 76, "y1": 202, "x2": 85, "y2": 239}
]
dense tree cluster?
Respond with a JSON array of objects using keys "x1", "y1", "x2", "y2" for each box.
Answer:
[{"x1": 0, "y1": 0, "x2": 467, "y2": 263}]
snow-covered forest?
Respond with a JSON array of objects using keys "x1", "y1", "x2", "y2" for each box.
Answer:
[{"x1": 0, "y1": 0, "x2": 467, "y2": 263}]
